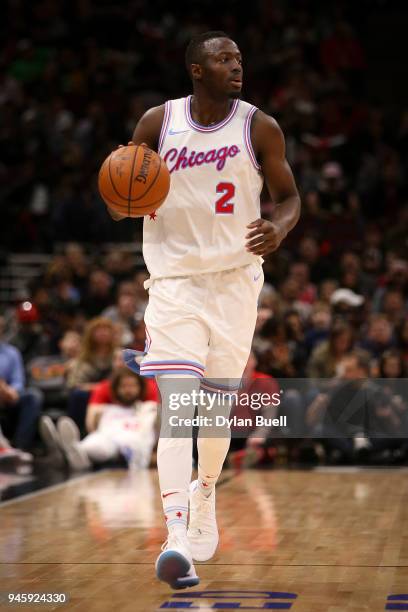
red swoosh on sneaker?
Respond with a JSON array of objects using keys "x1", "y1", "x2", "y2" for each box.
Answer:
[{"x1": 162, "y1": 491, "x2": 178, "y2": 498}]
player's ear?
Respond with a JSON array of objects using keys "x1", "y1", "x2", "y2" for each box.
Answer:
[{"x1": 190, "y1": 63, "x2": 202, "y2": 81}]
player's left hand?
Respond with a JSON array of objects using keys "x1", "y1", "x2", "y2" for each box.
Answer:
[{"x1": 245, "y1": 218, "x2": 286, "y2": 256}]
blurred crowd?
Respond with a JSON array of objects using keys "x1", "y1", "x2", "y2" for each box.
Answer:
[
  {"x1": 1, "y1": 0, "x2": 407, "y2": 247},
  {"x1": 0, "y1": 0, "x2": 407, "y2": 469}
]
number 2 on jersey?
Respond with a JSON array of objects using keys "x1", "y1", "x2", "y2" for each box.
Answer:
[{"x1": 215, "y1": 182, "x2": 235, "y2": 214}]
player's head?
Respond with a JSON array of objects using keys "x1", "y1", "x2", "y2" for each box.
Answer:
[{"x1": 185, "y1": 31, "x2": 243, "y2": 99}]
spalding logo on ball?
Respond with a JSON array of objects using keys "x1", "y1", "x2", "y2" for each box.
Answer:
[{"x1": 98, "y1": 144, "x2": 171, "y2": 217}]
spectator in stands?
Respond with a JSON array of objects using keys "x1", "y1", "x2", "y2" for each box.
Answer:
[
  {"x1": 8, "y1": 301, "x2": 51, "y2": 362},
  {"x1": 40, "y1": 368, "x2": 157, "y2": 471},
  {"x1": 307, "y1": 320, "x2": 354, "y2": 379},
  {"x1": 85, "y1": 347, "x2": 158, "y2": 433},
  {"x1": 283, "y1": 310, "x2": 308, "y2": 376},
  {"x1": 359, "y1": 314, "x2": 395, "y2": 359},
  {"x1": 0, "y1": 1, "x2": 407, "y2": 470},
  {"x1": 381, "y1": 289, "x2": 406, "y2": 327},
  {"x1": 318, "y1": 279, "x2": 339, "y2": 306},
  {"x1": 66, "y1": 317, "x2": 117, "y2": 432},
  {"x1": 27, "y1": 330, "x2": 81, "y2": 411},
  {"x1": 306, "y1": 350, "x2": 395, "y2": 464},
  {"x1": 258, "y1": 317, "x2": 299, "y2": 378},
  {"x1": 304, "y1": 303, "x2": 332, "y2": 354},
  {"x1": 377, "y1": 349, "x2": 408, "y2": 438},
  {"x1": 102, "y1": 284, "x2": 139, "y2": 345},
  {"x1": 63, "y1": 243, "x2": 90, "y2": 296},
  {"x1": 288, "y1": 261, "x2": 317, "y2": 305},
  {"x1": 80, "y1": 269, "x2": 114, "y2": 318},
  {"x1": 0, "y1": 314, "x2": 42, "y2": 454},
  {"x1": 297, "y1": 236, "x2": 332, "y2": 283},
  {"x1": 330, "y1": 288, "x2": 365, "y2": 330}
]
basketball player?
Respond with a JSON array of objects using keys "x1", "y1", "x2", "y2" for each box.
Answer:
[{"x1": 108, "y1": 32, "x2": 300, "y2": 589}]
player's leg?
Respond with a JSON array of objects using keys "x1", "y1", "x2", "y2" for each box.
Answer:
[
  {"x1": 155, "y1": 374, "x2": 201, "y2": 589},
  {"x1": 124, "y1": 276, "x2": 210, "y2": 588},
  {"x1": 188, "y1": 263, "x2": 263, "y2": 561}
]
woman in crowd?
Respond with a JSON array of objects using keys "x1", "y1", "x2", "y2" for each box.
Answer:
[{"x1": 66, "y1": 317, "x2": 117, "y2": 432}]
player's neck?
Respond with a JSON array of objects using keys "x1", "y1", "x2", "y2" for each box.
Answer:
[{"x1": 190, "y1": 91, "x2": 233, "y2": 127}]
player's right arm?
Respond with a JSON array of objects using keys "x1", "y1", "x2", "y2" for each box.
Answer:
[
  {"x1": 131, "y1": 104, "x2": 165, "y2": 150},
  {"x1": 106, "y1": 105, "x2": 165, "y2": 221}
]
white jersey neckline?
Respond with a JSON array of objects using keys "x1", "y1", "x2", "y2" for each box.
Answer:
[{"x1": 184, "y1": 95, "x2": 240, "y2": 133}]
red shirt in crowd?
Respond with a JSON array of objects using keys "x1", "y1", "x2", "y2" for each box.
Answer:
[{"x1": 89, "y1": 377, "x2": 159, "y2": 405}]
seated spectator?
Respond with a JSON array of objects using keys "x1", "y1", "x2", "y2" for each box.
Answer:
[
  {"x1": 0, "y1": 423, "x2": 33, "y2": 467},
  {"x1": 257, "y1": 317, "x2": 300, "y2": 377},
  {"x1": 330, "y1": 287, "x2": 365, "y2": 330},
  {"x1": 297, "y1": 236, "x2": 332, "y2": 284},
  {"x1": 40, "y1": 369, "x2": 157, "y2": 471},
  {"x1": 318, "y1": 279, "x2": 338, "y2": 305},
  {"x1": 102, "y1": 286, "x2": 139, "y2": 345},
  {"x1": 307, "y1": 320, "x2": 354, "y2": 379},
  {"x1": 276, "y1": 277, "x2": 311, "y2": 320},
  {"x1": 8, "y1": 301, "x2": 52, "y2": 362},
  {"x1": 0, "y1": 314, "x2": 42, "y2": 453},
  {"x1": 66, "y1": 317, "x2": 117, "y2": 432},
  {"x1": 64, "y1": 243, "x2": 90, "y2": 295},
  {"x1": 381, "y1": 289, "x2": 406, "y2": 327},
  {"x1": 86, "y1": 347, "x2": 159, "y2": 432},
  {"x1": 288, "y1": 261, "x2": 317, "y2": 305},
  {"x1": 359, "y1": 314, "x2": 395, "y2": 359},
  {"x1": 80, "y1": 269, "x2": 114, "y2": 318},
  {"x1": 27, "y1": 330, "x2": 81, "y2": 410},
  {"x1": 306, "y1": 351, "x2": 407, "y2": 463},
  {"x1": 284, "y1": 310, "x2": 308, "y2": 375},
  {"x1": 379, "y1": 349, "x2": 405, "y2": 381},
  {"x1": 304, "y1": 303, "x2": 332, "y2": 354}
]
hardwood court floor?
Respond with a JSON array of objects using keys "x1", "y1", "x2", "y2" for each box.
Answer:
[{"x1": 1, "y1": 468, "x2": 408, "y2": 611}]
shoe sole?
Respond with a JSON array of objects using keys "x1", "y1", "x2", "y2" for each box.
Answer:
[{"x1": 156, "y1": 551, "x2": 199, "y2": 589}]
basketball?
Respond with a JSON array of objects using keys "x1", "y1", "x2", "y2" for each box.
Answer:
[{"x1": 98, "y1": 144, "x2": 170, "y2": 217}]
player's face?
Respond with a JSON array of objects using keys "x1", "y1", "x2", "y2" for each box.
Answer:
[{"x1": 195, "y1": 38, "x2": 243, "y2": 99}]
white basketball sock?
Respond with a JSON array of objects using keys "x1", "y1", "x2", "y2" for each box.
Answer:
[
  {"x1": 196, "y1": 390, "x2": 232, "y2": 497},
  {"x1": 156, "y1": 375, "x2": 199, "y2": 534}
]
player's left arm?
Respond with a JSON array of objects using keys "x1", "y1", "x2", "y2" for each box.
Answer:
[{"x1": 246, "y1": 111, "x2": 300, "y2": 256}]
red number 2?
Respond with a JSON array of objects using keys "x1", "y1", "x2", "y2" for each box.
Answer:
[{"x1": 215, "y1": 182, "x2": 235, "y2": 214}]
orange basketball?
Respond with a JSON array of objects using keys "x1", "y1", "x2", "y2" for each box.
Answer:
[{"x1": 98, "y1": 144, "x2": 170, "y2": 217}]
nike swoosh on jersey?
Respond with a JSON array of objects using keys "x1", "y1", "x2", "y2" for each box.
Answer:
[
  {"x1": 253, "y1": 272, "x2": 262, "y2": 281},
  {"x1": 168, "y1": 128, "x2": 190, "y2": 135}
]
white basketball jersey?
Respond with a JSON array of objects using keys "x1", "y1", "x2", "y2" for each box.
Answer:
[{"x1": 143, "y1": 95, "x2": 264, "y2": 282}]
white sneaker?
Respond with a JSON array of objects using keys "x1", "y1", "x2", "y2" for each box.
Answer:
[
  {"x1": 39, "y1": 416, "x2": 65, "y2": 467},
  {"x1": 57, "y1": 417, "x2": 91, "y2": 471},
  {"x1": 155, "y1": 532, "x2": 199, "y2": 589},
  {"x1": 187, "y1": 480, "x2": 219, "y2": 561}
]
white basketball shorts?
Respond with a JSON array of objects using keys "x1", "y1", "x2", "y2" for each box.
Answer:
[{"x1": 139, "y1": 262, "x2": 264, "y2": 385}]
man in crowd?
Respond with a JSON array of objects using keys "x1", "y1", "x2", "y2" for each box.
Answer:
[{"x1": 0, "y1": 315, "x2": 42, "y2": 457}]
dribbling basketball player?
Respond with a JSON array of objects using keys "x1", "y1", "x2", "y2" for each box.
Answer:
[{"x1": 107, "y1": 31, "x2": 300, "y2": 589}]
